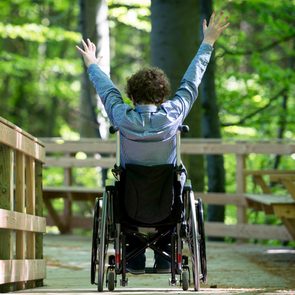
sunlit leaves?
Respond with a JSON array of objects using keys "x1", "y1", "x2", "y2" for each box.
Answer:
[{"x1": 0, "y1": 22, "x2": 80, "y2": 42}]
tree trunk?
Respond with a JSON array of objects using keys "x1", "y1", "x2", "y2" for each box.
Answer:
[
  {"x1": 199, "y1": 0, "x2": 226, "y2": 228},
  {"x1": 151, "y1": 0, "x2": 204, "y2": 190},
  {"x1": 79, "y1": 0, "x2": 110, "y2": 187},
  {"x1": 79, "y1": 0, "x2": 110, "y2": 137}
]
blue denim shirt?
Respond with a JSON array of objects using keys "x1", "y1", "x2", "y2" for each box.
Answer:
[{"x1": 88, "y1": 43, "x2": 213, "y2": 167}]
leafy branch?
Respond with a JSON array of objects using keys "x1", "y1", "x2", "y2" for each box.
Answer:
[
  {"x1": 216, "y1": 33, "x2": 295, "y2": 59},
  {"x1": 221, "y1": 88, "x2": 287, "y2": 127}
]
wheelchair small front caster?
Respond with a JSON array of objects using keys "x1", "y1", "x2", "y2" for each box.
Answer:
[
  {"x1": 106, "y1": 268, "x2": 116, "y2": 291},
  {"x1": 181, "y1": 269, "x2": 190, "y2": 291}
]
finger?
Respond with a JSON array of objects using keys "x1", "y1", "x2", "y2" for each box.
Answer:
[
  {"x1": 81, "y1": 39, "x2": 88, "y2": 51},
  {"x1": 87, "y1": 38, "x2": 92, "y2": 49},
  {"x1": 209, "y1": 11, "x2": 215, "y2": 25},
  {"x1": 218, "y1": 15, "x2": 229, "y2": 27},
  {"x1": 215, "y1": 10, "x2": 224, "y2": 25},
  {"x1": 76, "y1": 45, "x2": 85, "y2": 54},
  {"x1": 92, "y1": 42, "x2": 96, "y2": 52},
  {"x1": 219, "y1": 22, "x2": 230, "y2": 32}
]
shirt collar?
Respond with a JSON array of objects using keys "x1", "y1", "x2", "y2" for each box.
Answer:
[{"x1": 135, "y1": 104, "x2": 158, "y2": 113}]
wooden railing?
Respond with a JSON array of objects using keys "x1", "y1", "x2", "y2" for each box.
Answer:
[
  {"x1": 42, "y1": 137, "x2": 295, "y2": 240},
  {"x1": 0, "y1": 117, "x2": 46, "y2": 292}
]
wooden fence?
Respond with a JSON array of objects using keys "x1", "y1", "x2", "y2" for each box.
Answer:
[
  {"x1": 42, "y1": 137, "x2": 295, "y2": 240},
  {"x1": 0, "y1": 117, "x2": 46, "y2": 292}
]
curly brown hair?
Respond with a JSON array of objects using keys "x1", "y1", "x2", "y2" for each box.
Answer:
[{"x1": 125, "y1": 67, "x2": 171, "y2": 105}]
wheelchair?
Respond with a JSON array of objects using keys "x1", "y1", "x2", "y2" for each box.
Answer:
[{"x1": 91, "y1": 126, "x2": 207, "y2": 292}]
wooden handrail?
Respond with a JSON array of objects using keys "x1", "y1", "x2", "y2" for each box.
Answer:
[
  {"x1": 41, "y1": 137, "x2": 295, "y2": 155},
  {"x1": 0, "y1": 116, "x2": 46, "y2": 291},
  {"x1": 41, "y1": 137, "x2": 295, "y2": 240}
]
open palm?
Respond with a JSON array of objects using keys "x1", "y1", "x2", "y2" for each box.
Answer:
[{"x1": 76, "y1": 39, "x2": 99, "y2": 67}]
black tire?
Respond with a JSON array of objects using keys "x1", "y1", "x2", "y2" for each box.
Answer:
[
  {"x1": 91, "y1": 199, "x2": 100, "y2": 285},
  {"x1": 107, "y1": 269, "x2": 115, "y2": 291},
  {"x1": 196, "y1": 198, "x2": 207, "y2": 283},
  {"x1": 97, "y1": 192, "x2": 109, "y2": 292},
  {"x1": 185, "y1": 191, "x2": 201, "y2": 291},
  {"x1": 182, "y1": 269, "x2": 189, "y2": 291}
]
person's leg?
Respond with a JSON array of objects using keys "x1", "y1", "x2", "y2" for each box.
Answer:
[
  {"x1": 126, "y1": 233, "x2": 146, "y2": 274},
  {"x1": 154, "y1": 233, "x2": 171, "y2": 272}
]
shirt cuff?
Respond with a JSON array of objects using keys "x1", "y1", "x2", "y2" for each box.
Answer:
[
  {"x1": 87, "y1": 63, "x2": 98, "y2": 73},
  {"x1": 200, "y1": 42, "x2": 214, "y2": 51}
]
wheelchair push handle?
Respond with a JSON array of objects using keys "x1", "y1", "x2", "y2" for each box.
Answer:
[
  {"x1": 109, "y1": 126, "x2": 119, "y2": 134},
  {"x1": 178, "y1": 125, "x2": 190, "y2": 133},
  {"x1": 177, "y1": 125, "x2": 189, "y2": 166},
  {"x1": 110, "y1": 126, "x2": 120, "y2": 167}
]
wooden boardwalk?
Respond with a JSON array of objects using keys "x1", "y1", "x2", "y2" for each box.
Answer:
[{"x1": 13, "y1": 234, "x2": 295, "y2": 294}]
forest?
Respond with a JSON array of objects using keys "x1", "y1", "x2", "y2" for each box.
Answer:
[{"x1": 0, "y1": 0, "x2": 294, "y2": 240}]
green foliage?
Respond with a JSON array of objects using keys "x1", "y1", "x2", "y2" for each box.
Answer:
[
  {"x1": 0, "y1": 0, "x2": 81, "y2": 136},
  {"x1": 0, "y1": 0, "x2": 294, "y2": 242},
  {"x1": 214, "y1": 0, "x2": 295, "y2": 141}
]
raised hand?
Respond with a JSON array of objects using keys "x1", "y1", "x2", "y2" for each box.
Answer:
[
  {"x1": 76, "y1": 38, "x2": 101, "y2": 67},
  {"x1": 202, "y1": 11, "x2": 230, "y2": 46}
]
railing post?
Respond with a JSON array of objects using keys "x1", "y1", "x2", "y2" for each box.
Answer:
[
  {"x1": 236, "y1": 154, "x2": 247, "y2": 225},
  {"x1": 0, "y1": 144, "x2": 13, "y2": 292},
  {"x1": 35, "y1": 161, "x2": 44, "y2": 287},
  {"x1": 15, "y1": 151, "x2": 26, "y2": 290},
  {"x1": 64, "y1": 160, "x2": 73, "y2": 233},
  {"x1": 26, "y1": 156, "x2": 36, "y2": 289}
]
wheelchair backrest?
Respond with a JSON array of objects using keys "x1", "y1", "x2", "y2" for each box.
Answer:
[{"x1": 121, "y1": 164, "x2": 181, "y2": 225}]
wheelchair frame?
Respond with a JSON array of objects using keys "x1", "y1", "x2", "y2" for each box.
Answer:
[{"x1": 91, "y1": 126, "x2": 207, "y2": 292}]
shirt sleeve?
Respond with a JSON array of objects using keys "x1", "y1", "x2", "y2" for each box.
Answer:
[
  {"x1": 162, "y1": 43, "x2": 214, "y2": 122},
  {"x1": 87, "y1": 64, "x2": 128, "y2": 125}
]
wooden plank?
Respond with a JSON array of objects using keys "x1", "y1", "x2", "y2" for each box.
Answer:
[
  {"x1": 245, "y1": 194, "x2": 295, "y2": 205},
  {"x1": 244, "y1": 169, "x2": 295, "y2": 176},
  {"x1": 0, "y1": 144, "x2": 13, "y2": 292},
  {"x1": 273, "y1": 204, "x2": 295, "y2": 219},
  {"x1": 63, "y1": 165, "x2": 72, "y2": 233},
  {"x1": 26, "y1": 156, "x2": 36, "y2": 250},
  {"x1": 0, "y1": 119, "x2": 45, "y2": 162},
  {"x1": 0, "y1": 259, "x2": 46, "y2": 284},
  {"x1": 195, "y1": 192, "x2": 247, "y2": 206},
  {"x1": 41, "y1": 138, "x2": 295, "y2": 155},
  {"x1": 205, "y1": 222, "x2": 293, "y2": 240},
  {"x1": 236, "y1": 154, "x2": 247, "y2": 225},
  {"x1": 246, "y1": 198, "x2": 274, "y2": 214},
  {"x1": 44, "y1": 157, "x2": 115, "y2": 168},
  {"x1": 43, "y1": 186, "x2": 104, "y2": 193},
  {"x1": 281, "y1": 179, "x2": 295, "y2": 200},
  {"x1": 26, "y1": 157, "x2": 36, "y2": 289},
  {"x1": 282, "y1": 218, "x2": 295, "y2": 240},
  {"x1": 35, "y1": 161, "x2": 44, "y2": 287},
  {"x1": 43, "y1": 139, "x2": 116, "y2": 153},
  {"x1": 0, "y1": 209, "x2": 46, "y2": 232},
  {"x1": 252, "y1": 175, "x2": 272, "y2": 194},
  {"x1": 0, "y1": 116, "x2": 43, "y2": 144},
  {"x1": 180, "y1": 141, "x2": 295, "y2": 155},
  {"x1": 15, "y1": 152, "x2": 26, "y2": 289}
]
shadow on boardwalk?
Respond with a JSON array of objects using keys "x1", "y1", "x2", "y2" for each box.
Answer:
[{"x1": 15, "y1": 234, "x2": 295, "y2": 295}]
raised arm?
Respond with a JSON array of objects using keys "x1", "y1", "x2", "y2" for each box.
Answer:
[
  {"x1": 76, "y1": 39, "x2": 126, "y2": 124},
  {"x1": 163, "y1": 11, "x2": 229, "y2": 121}
]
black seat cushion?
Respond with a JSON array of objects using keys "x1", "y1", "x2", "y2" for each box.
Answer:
[{"x1": 123, "y1": 164, "x2": 175, "y2": 224}]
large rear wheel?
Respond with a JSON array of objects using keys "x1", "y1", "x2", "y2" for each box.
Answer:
[
  {"x1": 196, "y1": 198, "x2": 207, "y2": 283},
  {"x1": 97, "y1": 192, "x2": 109, "y2": 292},
  {"x1": 91, "y1": 199, "x2": 100, "y2": 285},
  {"x1": 185, "y1": 190, "x2": 201, "y2": 291}
]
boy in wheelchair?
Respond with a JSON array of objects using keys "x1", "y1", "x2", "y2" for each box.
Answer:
[{"x1": 77, "y1": 11, "x2": 229, "y2": 291}]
